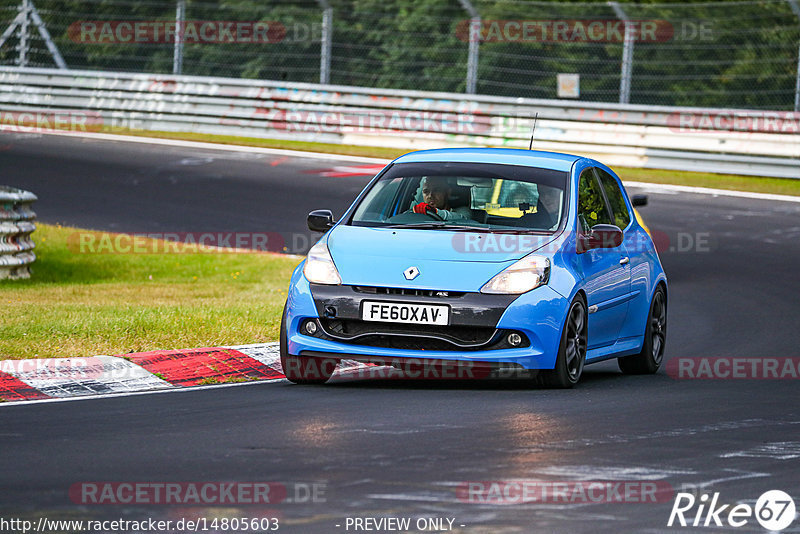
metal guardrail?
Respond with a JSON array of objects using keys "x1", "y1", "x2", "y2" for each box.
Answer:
[
  {"x1": 0, "y1": 67, "x2": 798, "y2": 178},
  {"x1": 0, "y1": 186, "x2": 36, "y2": 280}
]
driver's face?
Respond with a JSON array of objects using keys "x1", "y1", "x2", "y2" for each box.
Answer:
[
  {"x1": 422, "y1": 179, "x2": 450, "y2": 209},
  {"x1": 539, "y1": 187, "x2": 560, "y2": 211}
]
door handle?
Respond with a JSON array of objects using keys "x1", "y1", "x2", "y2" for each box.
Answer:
[{"x1": 620, "y1": 257, "x2": 630, "y2": 265}]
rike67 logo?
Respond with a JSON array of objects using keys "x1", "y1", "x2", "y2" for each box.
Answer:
[{"x1": 668, "y1": 490, "x2": 796, "y2": 531}]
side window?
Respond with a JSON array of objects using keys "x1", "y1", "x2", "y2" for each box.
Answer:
[
  {"x1": 577, "y1": 168, "x2": 613, "y2": 233},
  {"x1": 596, "y1": 169, "x2": 631, "y2": 229}
]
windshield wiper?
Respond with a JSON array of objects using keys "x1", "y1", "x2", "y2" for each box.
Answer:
[
  {"x1": 380, "y1": 223, "x2": 550, "y2": 234},
  {"x1": 382, "y1": 223, "x2": 490, "y2": 232},
  {"x1": 434, "y1": 225, "x2": 492, "y2": 232},
  {"x1": 383, "y1": 223, "x2": 447, "y2": 229}
]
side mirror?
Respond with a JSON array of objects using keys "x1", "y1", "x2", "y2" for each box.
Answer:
[
  {"x1": 632, "y1": 194, "x2": 648, "y2": 207},
  {"x1": 578, "y1": 224, "x2": 623, "y2": 253},
  {"x1": 307, "y1": 209, "x2": 335, "y2": 232}
]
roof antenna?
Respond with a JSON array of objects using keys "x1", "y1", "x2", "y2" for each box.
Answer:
[{"x1": 528, "y1": 112, "x2": 539, "y2": 150}]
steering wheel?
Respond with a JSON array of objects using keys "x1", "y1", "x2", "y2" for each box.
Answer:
[{"x1": 424, "y1": 208, "x2": 444, "y2": 221}]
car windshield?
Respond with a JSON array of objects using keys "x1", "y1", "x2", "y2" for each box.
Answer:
[{"x1": 349, "y1": 161, "x2": 568, "y2": 232}]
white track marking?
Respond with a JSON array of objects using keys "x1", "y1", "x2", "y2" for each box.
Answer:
[
  {"x1": 532, "y1": 466, "x2": 696, "y2": 480},
  {"x1": 673, "y1": 469, "x2": 773, "y2": 494},
  {"x1": 625, "y1": 181, "x2": 800, "y2": 203},
  {"x1": 12, "y1": 128, "x2": 387, "y2": 163},
  {"x1": 225, "y1": 342, "x2": 281, "y2": 370},
  {"x1": 514, "y1": 419, "x2": 800, "y2": 451},
  {"x1": 720, "y1": 442, "x2": 800, "y2": 460}
]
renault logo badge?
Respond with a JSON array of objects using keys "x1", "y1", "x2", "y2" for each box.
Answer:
[{"x1": 403, "y1": 266, "x2": 420, "y2": 280}]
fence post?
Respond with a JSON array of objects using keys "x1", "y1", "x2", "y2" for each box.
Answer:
[
  {"x1": 173, "y1": 0, "x2": 185, "y2": 75},
  {"x1": 317, "y1": 0, "x2": 332, "y2": 84},
  {"x1": 789, "y1": 0, "x2": 800, "y2": 111},
  {"x1": 0, "y1": 0, "x2": 67, "y2": 69},
  {"x1": 457, "y1": 0, "x2": 479, "y2": 94},
  {"x1": 609, "y1": 1, "x2": 633, "y2": 104},
  {"x1": 29, "y1": 1, "x2": 67, "y2": 69},
  {"x1": 17, "y1": 0, "x2": 30, "y2": 67}
]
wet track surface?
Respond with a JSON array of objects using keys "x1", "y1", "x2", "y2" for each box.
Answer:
[{"x1": 1, "y1": 133, "x2": 799, "y2": 533}]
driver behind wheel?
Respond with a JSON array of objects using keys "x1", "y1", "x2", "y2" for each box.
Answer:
[{"x1": 412, "y1": 176, "x2": 469, "y2": 221}]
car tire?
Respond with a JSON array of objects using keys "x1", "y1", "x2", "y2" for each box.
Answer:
[
  {"x1": 618, "y1": 286, "x2": 666, "y2": 375},
  {"x1": 279, "y1": 305, "x2": 337, "y2": 385},
  {"x1": 538, "y1": 295, "x2": 587, "y2": 389}
]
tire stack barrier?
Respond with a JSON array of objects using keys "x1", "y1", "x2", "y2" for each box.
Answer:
[{"x1": 0, "y1": 186, "x2": 37, "y2": 280}]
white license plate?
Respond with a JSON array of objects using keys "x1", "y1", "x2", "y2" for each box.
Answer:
[{"x1": 361, "y1": 301, "x2": 449, "y2": 325}]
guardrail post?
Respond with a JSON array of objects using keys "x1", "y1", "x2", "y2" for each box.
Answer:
[
  {"x1": 609, "y1": 1, "x2": 633, "y2": 104},
  {"x1": 789, "y1": 0, "x2": 800, "y2": 111},
  {"x1": 173, "y1": 0, "x2": 185, "y2": 75},
  {"x1": 317, "y1": 0, "x2": 333, "y2": 85},
  {"x1": 458, "y1": 0, "x2": 480, "y2": 94},
  {"x1": 0, "y1": 186, "x2": 37, "y2": 280}
]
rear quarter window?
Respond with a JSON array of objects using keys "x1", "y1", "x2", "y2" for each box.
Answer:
[
  {"x1": 577, "y1": 168, "x2": 614, "y2": 232},
  {"x1": 596, "y1": 169, "x2": 632, "y2": 229}
]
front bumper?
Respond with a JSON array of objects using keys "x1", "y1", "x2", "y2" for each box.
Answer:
[
  {"x1": 284, "y1": 268, "x2": 568, "y2": 370},
  {"x1": 308, "y1": 284, "x2": 525, "y2": 351}
]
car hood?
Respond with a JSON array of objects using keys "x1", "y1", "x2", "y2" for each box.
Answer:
[{"x1": 326, "y1": 225, "x2": 557, "y2": 292}]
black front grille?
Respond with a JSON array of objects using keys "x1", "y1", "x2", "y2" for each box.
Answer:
[
  {"x1": 322, "y1": 318, "x2": 496, "y2": 345},
  {"x1": 350, "y1": 335, "x2": 479, "y2": 351},
  {"x1": 309, "y1": 283, "x2": 520, "y2": 328},
  {"x1": 354, "y1": 286, "x2": 465, "y2": 298},
  {"x1": 312, "y1": 318, "x2": 528, "y2": 351}
]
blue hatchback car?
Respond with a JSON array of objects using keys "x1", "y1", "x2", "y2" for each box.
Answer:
[{"x1": 281, "y1": 148, "x2": 667, "y2": 388}]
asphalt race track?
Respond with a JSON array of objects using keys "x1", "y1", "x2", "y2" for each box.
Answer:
[{"x1": 1, "y1": 132, "x2": 799, "y2": 533}]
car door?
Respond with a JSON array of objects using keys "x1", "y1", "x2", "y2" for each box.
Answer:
[
  {"x1": 595, "y1": 168, "x2": 647, "y2": 342},
  {"x1": 577, "y1": 168, "x2": 631, "y2": 350}
]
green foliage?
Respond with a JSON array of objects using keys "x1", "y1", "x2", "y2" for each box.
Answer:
[
  {"x1": 0, "y1": 223, "x2": 299, "y2": 360},
  {"x1": 1, "y1": 0, "x2": 797, "y2": 108},
  {"x1": 577, "y1": 170, "x2": 610, "y2": 232}
]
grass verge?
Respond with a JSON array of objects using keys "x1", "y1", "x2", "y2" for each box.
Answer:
[
  {"x1": 0, "y1": 224, "x2": 299, "y2": 360},
  {"x1": 109, "y1": 128, "x2": 800, "y2": 197}
]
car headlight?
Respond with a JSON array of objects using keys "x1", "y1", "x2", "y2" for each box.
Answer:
[
  {"x1": 480, "y1": 255, "x2": 550, "y2": 294},
  {"x1": 303, "y1": 242, "x2": 342, "y2": 285}
]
